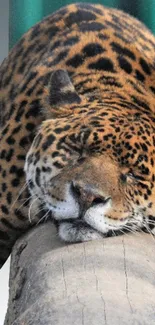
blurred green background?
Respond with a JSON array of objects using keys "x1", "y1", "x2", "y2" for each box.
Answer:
[{"x1": 9, "y1": 0, "x2": 155, "y2": 49}]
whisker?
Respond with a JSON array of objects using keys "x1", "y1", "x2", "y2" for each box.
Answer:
[
  {"x1": 122, "y1": 226, "x2": 138, "y2": 236},
  {"x1": 141, "y1": 222, "x2": 155, "y2": 243},
  {"x1": 124, "y1": 222, "x2": 139, "y2": 230},
  {"x1": 119, "y1": 229, "x2": 131, "y2": 237},
  {"x1": 16, "y1": 194, "x2": 36, "y2": 211},
  {"x1": 130, "y1": 216, "x2": 155, "y2": 244},
  {"x1": 28, "y1": 197, "x2": 39, "y2": 223},
  {"x1": 37, "y1": 210, "x2": 50, "y2": 225},
  {"x1": 112, "y1": 229, "x2": 116, "y2": 237},
  {"x1": 145, "y1": 221, "x2": 155, "y2": 226},
  {"x1": 11, "y1": 182, "x2": 28, "y2": 208},
  {"x1": 33, "y1": 206, "x2": 47, "y2": 219}
]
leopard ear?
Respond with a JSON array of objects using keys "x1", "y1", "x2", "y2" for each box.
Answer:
[{"x1": 49, "y1": 69, "x2": 81, "y2": 106}]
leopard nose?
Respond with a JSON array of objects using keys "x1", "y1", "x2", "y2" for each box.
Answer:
[{"x1": 71, "y1": 181, "x2": 110, "y2": 212}]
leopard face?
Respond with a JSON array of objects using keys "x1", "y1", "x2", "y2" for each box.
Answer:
[
  {"x1": 0, "y1": 2, "x2": 155, "y2": 266},
  {"x1": 25, "y1": 69, "x2": 155, "y2": 242}
]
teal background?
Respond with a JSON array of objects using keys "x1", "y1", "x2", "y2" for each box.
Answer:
[{"x1": 9, "y1": 0, "x2": 155, "y2": 49}]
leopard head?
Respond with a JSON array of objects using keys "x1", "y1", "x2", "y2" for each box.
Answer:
[{"x1": 25, "y1": 70, "x2": 155, "y2": 242}]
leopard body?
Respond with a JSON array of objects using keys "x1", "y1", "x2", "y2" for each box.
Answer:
[{"x1": 0, "y1": 3, "x2": 155, "y2": 267}]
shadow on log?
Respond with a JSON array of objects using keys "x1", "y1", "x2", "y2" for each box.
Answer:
[{"x1": 4, "y1": 222, "x2": 155, "y2": 324}]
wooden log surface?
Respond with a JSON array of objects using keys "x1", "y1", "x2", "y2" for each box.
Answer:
[{"x1": 4, "y1": 222, "x2": 155, "y2": 325}]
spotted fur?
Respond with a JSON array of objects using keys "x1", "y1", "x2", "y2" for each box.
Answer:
[{"x1": 0, "y1": 3, "x2": 155, "y2": 267}]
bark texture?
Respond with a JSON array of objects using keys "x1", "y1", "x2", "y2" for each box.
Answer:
[{"x1": 4, "y1": 223, "x2": 155, "y2": 325}]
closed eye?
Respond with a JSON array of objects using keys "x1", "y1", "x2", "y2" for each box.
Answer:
[
  {"x1": 120, "y1": 171, "x2": 147, "y2": 183},
  {"x1": 127, "y1": 172, "x2": 146, "y2": 182}
]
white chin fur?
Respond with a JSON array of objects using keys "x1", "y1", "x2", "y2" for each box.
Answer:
[
  {"x1": 47, "y1": 200, "x2": 79, "y2": 220},
  {"x1": 58, "y1": 222, "x2": 103, "y2": 242},
  {"x1": 46, "y1": 184, "x2": 80, "y2": 220}
]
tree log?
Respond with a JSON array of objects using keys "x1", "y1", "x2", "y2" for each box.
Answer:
[{"x1": 4, "y1": 222, "x2": 155, "y2": 325}]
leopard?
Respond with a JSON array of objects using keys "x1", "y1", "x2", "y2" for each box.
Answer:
[{"x1": 0, "y1": 3, "x2": 155, "y2": 268}]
